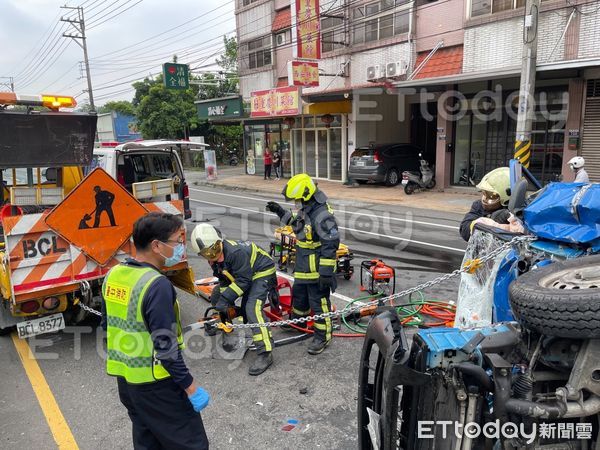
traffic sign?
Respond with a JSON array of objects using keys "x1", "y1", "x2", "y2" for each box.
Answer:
[
  {"x1": 163, "y1": 63, "x2": 189, "y2": 90},
  {"x1": 45, "y1": 168, "x2": 148, "y2": 265}
]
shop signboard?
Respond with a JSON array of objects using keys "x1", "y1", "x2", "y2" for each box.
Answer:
[
  {"x1": 250, "y1": 86, "x2": 300, "y2": 117},
  {"x1": 196, "y1": 96, "x2": 243, "y2": 120},
  {"x1": 162, "y1": 63, "x2": 189, "y2": 90},
  {"x1": 287, "y1": 60, "x2": 319, "y2": 87},
  {"x1": 291, "y1": 0, "x2": 321, "y2": 60}
]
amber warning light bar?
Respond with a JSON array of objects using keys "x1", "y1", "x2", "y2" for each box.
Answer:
[{"x1": 0, "y1": 93, "x2": 77, "y2": 110}]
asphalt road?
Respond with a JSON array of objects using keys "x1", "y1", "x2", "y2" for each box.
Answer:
[{"x1": 0, "y1": 185, "x2": 468, "y2": 450}]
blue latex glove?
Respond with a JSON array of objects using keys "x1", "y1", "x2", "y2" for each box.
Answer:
[{"x1": 188, "y1": 386, "x2": 210, "y2": 413}]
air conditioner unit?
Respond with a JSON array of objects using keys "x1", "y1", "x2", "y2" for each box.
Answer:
[
  {"x1": 276, "y1": 32, "x2": 286, "y2": 46},
  {"x1": 367, "y1": 65, "x2": 383, "y2": 81},
  {"x1": 386, "y1": 61, "x2": 408, "y2": 78}
]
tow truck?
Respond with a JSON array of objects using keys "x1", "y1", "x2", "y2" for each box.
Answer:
[{"x1": 0, "y1": 93, "x2": 198, "y2": 338}]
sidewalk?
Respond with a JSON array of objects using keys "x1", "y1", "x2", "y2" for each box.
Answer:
[{"x1": 185, "y1": 166, "x2": 480, "y2": 214}]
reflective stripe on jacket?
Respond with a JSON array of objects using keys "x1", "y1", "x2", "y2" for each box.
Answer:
[{"x1": 217, "y1": 240, "x2": 276, "y2": 303}]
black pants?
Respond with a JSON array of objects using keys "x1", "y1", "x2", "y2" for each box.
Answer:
[
  {"x1": 117, "y1": 377, "x2": 209, "y2": 450},
  {"x1": 291, "y1": 282, "x2": 332, "y2": 342},
  {"x1": 264, "y1": 164, "x2": 272, "y2": 179},
  {"x1": 241, "y1": 275, "x2": 276, "y2": 354}
]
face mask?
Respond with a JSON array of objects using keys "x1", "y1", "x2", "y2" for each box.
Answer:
[{"x1": 161, "y1": 242, "x2": 185, "y2": 267}]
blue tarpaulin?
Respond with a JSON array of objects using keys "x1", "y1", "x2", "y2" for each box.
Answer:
[{"x1": 524, "y1": 183, "x2": 600, "y2": 250}]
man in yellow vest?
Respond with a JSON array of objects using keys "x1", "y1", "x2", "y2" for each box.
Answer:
[{"x1": 103, "y1": 212, "x2": 209, "y2": 449}]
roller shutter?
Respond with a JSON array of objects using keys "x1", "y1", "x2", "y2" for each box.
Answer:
[{"x1": 581, "y1": 79, "x2": 600, "y2": 182}]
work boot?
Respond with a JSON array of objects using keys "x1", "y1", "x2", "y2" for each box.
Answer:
[
  {"x1": 248, "y1": 352, "x2": 273, "y2": 376},
  {"x1": 307, "y1": 338, "x2": 330, "y2": 355}
]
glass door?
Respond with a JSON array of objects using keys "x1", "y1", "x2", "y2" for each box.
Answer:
[
  {"x1": 305, "y1": 130, "x2": 317, "y2": 177},
  {"x1": 293, "y1": 129, "x2": 303, "y2": 174},
  {"x1": 316, "y1": 128, "x2": 328, "y2": 179}
]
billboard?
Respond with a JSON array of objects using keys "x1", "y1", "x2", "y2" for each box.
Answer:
[
  {"x1": 250, "y1": 86, "x2": 300, "y2": 117},
  {"x1": 291, "y1": 0, "x2": 321, "y2": 60}
]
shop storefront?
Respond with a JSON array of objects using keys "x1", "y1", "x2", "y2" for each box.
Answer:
[
  {"x1": 289, "y1": 114, "x2": 345, "y2": 181},
  {"x1": 450, "y1": 83, "x2": 567, "y2": 186},
  {"x1": 243, "y1": 120, "x2": 292, "y2": 178}
]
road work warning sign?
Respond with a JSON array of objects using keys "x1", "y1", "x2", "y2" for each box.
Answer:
[{"x1": 45, "y1": 168, "x2": 148, "y2": 265}]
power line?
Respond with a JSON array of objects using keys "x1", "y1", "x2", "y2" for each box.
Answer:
[
  {"x1": 87, "y1": 0, "x2": 146, "y2": 29},
  {"x1": 90, "y1": 1, "x2": 234, "y2": 59}
]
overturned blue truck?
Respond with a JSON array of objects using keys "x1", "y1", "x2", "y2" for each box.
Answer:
[{"x1": 359, "y1": 166, "x2": 600, "y2": 450}]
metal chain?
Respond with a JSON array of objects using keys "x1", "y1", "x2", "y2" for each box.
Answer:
[
  {"x1": 227, "y1": 234, "x2": 536, "y2": 330},
  {"x1": 78, "y1": 301, "x2": 103, "y2": 317},
  {"x1": 69, "y1": 235, "x2": 535, "y2": 329}
]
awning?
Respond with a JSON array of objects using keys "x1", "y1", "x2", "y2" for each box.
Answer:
[
  {"x1": 303, "y1": 100, "x2": 352, "y2": 115},
  {"x1": 272, "y1": 7, "x2": 291, "y2": 32},
  {"x1": 413, "y1": 46, "x2": 463, "y2": 80}
]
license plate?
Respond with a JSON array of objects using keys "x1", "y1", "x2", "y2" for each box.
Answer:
[
  {"x1": 17, "y1": 313, "x2": 65, "y2": 339},
  {"x1": 355, "y1": 161, "x2": 366, "y2": 167}
]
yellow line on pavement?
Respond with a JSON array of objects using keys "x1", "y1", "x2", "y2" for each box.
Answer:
[{"x1": 11, "y1": 332, "x2": 79, "y2": 449}]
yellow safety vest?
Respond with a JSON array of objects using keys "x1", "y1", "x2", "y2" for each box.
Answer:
[{"x1": 103, "y1": 264, "x2": 184, "y2": 384}]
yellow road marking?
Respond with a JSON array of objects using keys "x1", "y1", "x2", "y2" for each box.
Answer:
[{"x1": 11, "y1": 332, "x2": 79, "y2": 449}]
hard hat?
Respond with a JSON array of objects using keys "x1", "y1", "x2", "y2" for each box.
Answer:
[
  {"x1": 476, "y1": 167, "x2": 511, "y2": 206},
  {"x1": 567, "y1": 156, "x2": 585, "y2": 169},
  {"x1": 282, "y1": 173, "x2": 317, "y2": 201},
  {"x1": 190, "y1": 223, "x2": 223, "y2": 260}
]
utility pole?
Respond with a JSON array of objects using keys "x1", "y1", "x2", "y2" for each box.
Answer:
[
  {"x1": 514, "y1": 0, "x2": 541, "y2": 168},
  {"x1": 61, "y1": 5, "x2": 95, "y2": 110},
  {"x1": 0, "y1": 76, "x2": 15, "y2": 92}
]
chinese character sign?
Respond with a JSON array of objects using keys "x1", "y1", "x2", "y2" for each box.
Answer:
[
  {"x1": 250, "y1": 87, "x2": 300, "y2": 117},
  {"x1": 162, "y1": 63, "x2": 189, "y2": 90},
  {"x1": 292, "y1": 0, "x2": 321, "y2": 60},
  {"x1": 288, "y1": 61, "x2": 319, "y2": 87}
]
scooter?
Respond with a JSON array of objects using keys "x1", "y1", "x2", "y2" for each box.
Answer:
[
  {"x1": 402, "y1": 153, "x2": 435, "y2": 195},
  {"x1": 228, "y1": 149, "x2": 239, "y2": 166}
]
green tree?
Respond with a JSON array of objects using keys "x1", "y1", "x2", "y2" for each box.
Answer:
[
  {"x1": 97, "y1": 100, "x2": 135, "y2": 116},
  {"x1": 135, "y1": 74, "x2": 199, "y2": 139}
]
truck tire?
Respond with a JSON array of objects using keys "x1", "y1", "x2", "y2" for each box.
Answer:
[{"x1": 509, "y1": 255, "x2": 600, "y2": 338}]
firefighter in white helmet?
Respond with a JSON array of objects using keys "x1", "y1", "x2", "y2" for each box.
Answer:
[
  {"x1": 567, "y1": 156, "x2": 590, "y2": 183},
  {"x1": 459, "y1": 167, "x2": 513, "y2": 241},
  {"x1": 191, "y1": 223, "x2": 276, "y2": 376}
]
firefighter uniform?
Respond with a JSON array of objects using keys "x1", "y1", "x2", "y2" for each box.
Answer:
[
  {"x1": 269, "y1": 175, "x2": 340, "y2": 350},
  {"x1": 212, "y1": 240, "x2": 277, "y2": 354}
]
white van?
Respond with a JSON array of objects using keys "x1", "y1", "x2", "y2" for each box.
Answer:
[{"x1": 91, "y1": 140, "x2": 208, "y2": 219}]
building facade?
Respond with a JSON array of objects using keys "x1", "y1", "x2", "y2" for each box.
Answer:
[{"x1": 236, "y1": 0, "x2": 600, "y2": 184}]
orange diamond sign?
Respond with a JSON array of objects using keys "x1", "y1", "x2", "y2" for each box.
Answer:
[{"x1": 45, "y1": 168, "x2": 148, "y2": 266}]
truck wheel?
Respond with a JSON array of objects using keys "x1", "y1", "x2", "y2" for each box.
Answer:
[{"x1": 509, "y1": 254, "x2": 600, "y2": 338}]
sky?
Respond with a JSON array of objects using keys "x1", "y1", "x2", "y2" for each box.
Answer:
[{"x1": 0, "y1": 0, "x2": 236, "y2": 106}]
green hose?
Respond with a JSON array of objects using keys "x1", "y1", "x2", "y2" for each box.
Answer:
[{"x1": 340, "y1": 290, "x2": 456, "y2": 334}]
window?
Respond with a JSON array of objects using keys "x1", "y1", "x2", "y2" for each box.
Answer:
[
  {"x1": 241, "y1": 36, "x2": 272, "y2": 70},
  {"x1": 321, "y1": 15, "x2": 344, "y2": 53},
  {"x1": 470, "y1": 0, "x2": 528, "y2": 17},
  {"x1": 241, "y1": 0, "x2": 260, "y2": 7},
  {"x1": 352, "y1": 0, "x2": 411, "y2": 45}
]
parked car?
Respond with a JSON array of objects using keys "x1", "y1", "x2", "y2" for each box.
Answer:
[
  {"x1": 91, "y1": 140, "x2": 208, "y2": 219},
  {"x1": 348, "y1": 143, "x2": 422, "y2": 186}
]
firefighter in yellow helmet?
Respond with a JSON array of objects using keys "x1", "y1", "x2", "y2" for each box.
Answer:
[
  {"x1": 459, "y1": 167, "x2": 513, "y2": 241},
  {"x1": 191, "y1": 223, "x2": 277, "y2": 376},
  {"x1": 266, "y1": 174, "x2": 340, "y2": 355}
]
